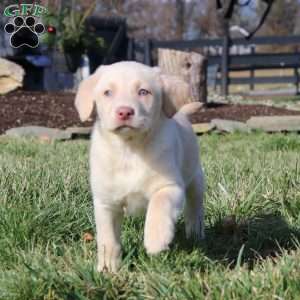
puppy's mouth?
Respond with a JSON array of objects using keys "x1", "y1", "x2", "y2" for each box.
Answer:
[{"x1": 114, "y1": 125, "x2": 137, "y2": 132}]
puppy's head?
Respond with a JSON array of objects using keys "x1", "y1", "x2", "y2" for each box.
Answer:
[{"x1": 75, "y1": 61, "x2": 191, "y2": 138}]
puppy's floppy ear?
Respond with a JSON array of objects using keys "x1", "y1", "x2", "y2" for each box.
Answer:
[
  {"x1": 155, "y1": 68, "x2": 192, "y2": 118},
  {"x1": 75, "y1": 69, "x2": 102, "y2": 122}
]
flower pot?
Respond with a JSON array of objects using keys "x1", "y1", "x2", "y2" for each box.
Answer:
[{"x1": 64, "y1": 50, "x2": 82, "y2": 73}]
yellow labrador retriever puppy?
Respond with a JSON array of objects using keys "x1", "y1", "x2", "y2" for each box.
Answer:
[{"x1": 75, "y1": 61, "x2": 205, "y2": 272}]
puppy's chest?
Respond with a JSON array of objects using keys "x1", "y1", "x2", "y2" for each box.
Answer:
[{"x1": 103, "y1": 152, "x2": 151, "y2": 210}]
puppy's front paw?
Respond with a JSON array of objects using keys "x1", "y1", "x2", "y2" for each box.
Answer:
[
  {"x1": 144, "y1": 219, "x2": 174, "y2": 255},
  {"x1": 97, "y1": 243, "x2": 121, "y2": 273}
]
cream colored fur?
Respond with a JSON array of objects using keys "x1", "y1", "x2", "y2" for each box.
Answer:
[{"x1": 75, "y1": 61, "x2": 205, "y2": 272}]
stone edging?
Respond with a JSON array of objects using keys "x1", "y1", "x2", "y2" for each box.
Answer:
[
  {"x1": 193, "y1": 116, "x2": 300, "y2": 134},
  {"x1": 2, "y1": 116, "x2": 300, "y2": 141}
]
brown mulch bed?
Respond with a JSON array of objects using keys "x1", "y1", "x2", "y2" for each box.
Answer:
[
  {"x1": 1, "y1": 90, "x2": 300, "y2": 134},
  {"x1": 190, "y1": 102, "x2": 300, "y2": 124}
]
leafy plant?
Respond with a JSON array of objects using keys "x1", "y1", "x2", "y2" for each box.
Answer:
[{"x1": 42, "y1": 2, "x2": 105, "y2": 54}]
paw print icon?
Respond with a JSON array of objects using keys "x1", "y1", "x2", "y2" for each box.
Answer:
[{"x1": 4, "y1": 16, "x2": 45, "y2": 48}]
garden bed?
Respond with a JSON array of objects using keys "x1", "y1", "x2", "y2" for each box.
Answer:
[{"x1": 1, "y1": 90, "x2": 300, "y2": 134}]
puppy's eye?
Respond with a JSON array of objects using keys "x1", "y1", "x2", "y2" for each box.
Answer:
[
  {"x1": 138, "y1": 88, "x2": 151, "y2": 96},
  {"x1": 104, "y1": 90, "x2": 113, "y2": 97}
]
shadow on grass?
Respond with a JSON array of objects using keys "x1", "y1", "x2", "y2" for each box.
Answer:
[{"x1": 175, "y1": 214, "x2": 300, "y2": 269}]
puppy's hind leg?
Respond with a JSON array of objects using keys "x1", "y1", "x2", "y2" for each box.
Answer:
[{"x1": 184, "y1": 167, "x2": 205, "y2": 241}]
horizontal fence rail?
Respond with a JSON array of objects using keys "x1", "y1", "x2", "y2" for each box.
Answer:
[
  {"x1": 208, "y1": 53, "x2": 300, "y2": 68},
  {"x1": 216, "y1": 76, "x2": 298, "y2": 85},
  {"x1": 134, "y1": 35, "x2": 300, "y2": 96},
  {"x1": 151, "y1": 35, "x2": 300, "y2": 49}
]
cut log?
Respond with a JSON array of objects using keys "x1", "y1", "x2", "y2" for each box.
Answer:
[{"x1": 158, "y1": 48, "x2": 207, "y2": 105}]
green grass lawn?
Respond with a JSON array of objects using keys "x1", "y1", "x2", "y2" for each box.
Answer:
[{"x1": 0, "y1": 133, "x2": 300, "y2": 300}]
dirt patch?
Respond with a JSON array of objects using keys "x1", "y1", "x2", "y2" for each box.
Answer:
[
  {"x1": 190, "y1": 103, "x2": 300, "y2": 124},
  {"x1": 1, "y1": 90, "x2": 300, "y2": 134},
  {"x1": 0, "y1": 90, "x2": 92, "y2": 134}
]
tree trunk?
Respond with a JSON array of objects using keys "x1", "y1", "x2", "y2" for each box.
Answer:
[{"x1": 158, "y1": 48, "x2": 207, "y2": 105}]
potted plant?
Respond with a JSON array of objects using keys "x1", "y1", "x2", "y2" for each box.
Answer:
[{"x1": 42, "y1": 2, "x2": 105, "y2": 72}]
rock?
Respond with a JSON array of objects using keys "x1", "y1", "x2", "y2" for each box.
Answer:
[
  {"x1": 66, "y1": 126, "x2": 92, "y2": 138},
  {"x1": 192, "y1": 123, "x2": 215, "y2": 134},
  {"x1": 211, "y1": 119, "x2": 251, "y2": 133},
  {"x1": 0, "y1": 58, "x2": 25, "y2": 94},
  {"x1": 5, "y1": 126, "x2": 72, "y2": 140},
  {"x1": 247, "y1": 116, "x2": 300, "y2": 132},
  {"x1": 288, "y1": 103, "x2": 300, "y2": 111},
  {"x1": 39, "y1": 134, "x2": 52, "y2": 143}
]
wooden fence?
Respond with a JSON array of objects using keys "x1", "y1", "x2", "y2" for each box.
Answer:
[{"x1": 128, "y1": 35, "x2": 300, "y2": 96}]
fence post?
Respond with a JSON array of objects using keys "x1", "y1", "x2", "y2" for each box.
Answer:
[
  {"x1": 295, "y1": 67, "x2": 299, "y2": 95},
  {"x1": 221, "y1": 23, "x2": 229, "y2": 97},
  {"x1": 144, "y1": 39, "x2": 152, "y2": 66},
  {"x1": 127, "y1": 38, "x2": 134, "y2": 61},
  {"x1": 250, "y1": 46, "x2": 255, "y2": 91}
]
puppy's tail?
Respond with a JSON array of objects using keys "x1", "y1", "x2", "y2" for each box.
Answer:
[{"x1": 175, "y1": 102, "x2": 203, "y2": 122}]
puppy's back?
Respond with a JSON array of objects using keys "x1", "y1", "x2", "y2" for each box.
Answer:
[{"x1": 171, "y1": 104, "x2": 201, "y2": 186}]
